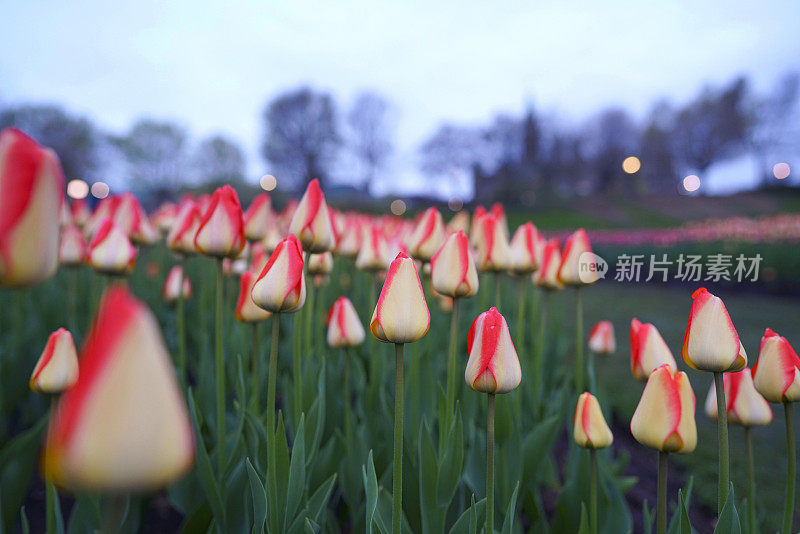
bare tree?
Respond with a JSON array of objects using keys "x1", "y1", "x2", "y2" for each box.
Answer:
[
  {"x1": 117, "y1": 119, "x2": 187, "y2": 194},
  {"x1": 347, "y1": 92, "x2": 392, "y2": 191},
  {"x1": 749, "y1": 71, "x2": 800, "y2": 184},
  {"x1": 261, "y1": 87, "x2": 340, "y2": 191},
  {"x1": 585, "y1": 107, "x2": 638, "y2": 192},
  {"x1": 194, "y1": 135, "x2": 246, "y2": 187}
]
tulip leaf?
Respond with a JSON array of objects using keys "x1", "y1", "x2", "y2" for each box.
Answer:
[
  {"x1": 19, "y1": 507, "x2": 27, "y2": 534},
  {"x1": 0, "y1": 414, "x2": 46, "y2": 532},
  {"x1": 713, "y1": 483, "x2": 741, "y2": 534},
  {"x1": 577, "y1": 503, "x2": 590, "y2": 534},
  {"x1": 437, "y1": 405, "x2": 464, "y2": 507},
  {"x1": 500, "y1": 481, "x2": 520, "y2": 534},
  {"x1": 667, "y1": 486, "x2": 693, "y2": 534},
  {"x1": 303, "y1": 517, "x2": 318, "y2": 534},
  {"x1": 68, "y1": 494, "x2": 100, "y2": 534},
  {"x1": 418, "y1": 418, "x2": 440, "y2": 533},
  {"x1": 285, "y1": 415, "x2": 306, "y2": 526},
  {"x1": 245, "y1": 458, "x2": 267, "y2": 534},
  {"x1": 187, "y1": 392, "x2": 226, "y2": 530},
  {"x1": 275, "y1": 412, "x2": 290, "y2": 532},
  {"x1": 362, "y1": 450, "x2": 379, "y2": 534},
  {"x1": 448, "y1": 494, "x2": 485, "y2": 534},
  {"x1": 305, "y1": 473, "x2": 337, "y2": 524},
  {"x1": 642, "y1": 499, "x2": 654, "y2": 534}
]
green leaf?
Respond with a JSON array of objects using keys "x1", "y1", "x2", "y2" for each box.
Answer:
[
  {"x1": 642, "y1": 499, "x2": 653, "y2": 534},
  {"x1": 20, "y1": 507, "x2": 28, "y2": 534},
  {"x1": 246, "y1": 459, "x2": 267, "y2": 534},
  {"x1": 713, "y1": 483, "x2": 741, "y2": 534},
  {"x1": 577, "y1": 503, "x2": 590, "y2": 534},
  {"x1": 188, "y1": 392, "x2": 226, "y2": 530},
  {"x1": 437, "y1": 406, "x2": 463, "y2": 507},
  {"x1": 305, "y1": 473, "x2": 337, "y2": 524},
  {"x1": 285, "y1": 415, "x2": 306, "y2": 526},
  {"x1": 448, "y1": 495, "x2": 485, "y2": 534},
  {"x1": 180, "y1": 502, "x2": 212, "y2": 534},
  {"x1": 667, "y1": 487, "x2": 693, "y2": 534},
  {"x1": 275, "y1": 413, "x2": 290, "y2": 532},
  {"x1": 362, "y1": 450, "x2": 379, "y2": 534},
  {"x1": 0, "y1": 415, "x2": 47, "y2": 532},
  {"x1": 303, "y1": 518, "x2": 318, "y2": 534},
  {"x1": 46, "y1": 482, "x2": 65, "y2": 534},
  {"x1": 418, "y1": 419, "x2": 440, "y2": 533},
  {"x1": 67, "y1": 494, "x2": 100, "y2": 534},
  {"x1": 500, "y1": 481, "x2": 520, "y2": 534}
]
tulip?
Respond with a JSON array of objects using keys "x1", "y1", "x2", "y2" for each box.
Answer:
[
  {"x1": 162, "y1": 265, "x2": 192, "y2": 304},
  {"x1": 59, "y1": 225, "x2": 88, "y2": 267},
  {"x1": 631, "y1": 364, "x2": 697, "y2": 534},
  {"x1": 0, "y1": 128, "x2": 64, "y2": 287},
  {"x1": 44, "y1": 286, "x2": 194, "y2": 491},
  {"x1": 557, "y1": 228, "x2": 596, "y2": 286},
  {"x1": 464, "y1": 307, "x2": 520, "y2": 534},
  {"x1": 474, "y1": 214, "x2": 512, "y2": 274},
  {"x1": 752, "y1": 328, "x2": 800, "y2": 533},
  {"x1": 489, "y1": 202, "x2": 508, "y2": 239},
  {"x1": 71, "y1": 199, "x2": 91, "y2": 228},
  {"x1": 509, "y1": 222, "x2": 540, "y2": 275},
  {"x1": 114, "y1": 192, "x2": 159, "y2": 246},
  {"x1": 151, "y1": 201, "x2": 178, "y2": 234},
  {"x1": 533, "y1": 238, "x2": 563, "y2": 291},
  {"x1": 705, "y1": 368, "x2": 772, "y2": 427},
  {"x1": 236, "y1": 270, "x2": 271, "y2": 323},
  {"x1": 261, "y1": 220, "x2": 283, "y2": 255},
  {"x1": 167, "y1": 201, "x2": 202, "y2": 256},
  {"x1": 532, "y1": 238, "x2": 562, "y2": 410},
  {"x1": 244, "y1": 193, "x2": 272, "y2": 241},
  {"x1": 447, "y1": 210, "x2": 470, "y2": 235},
  {"x1": 588, "y1": 320, "x2": 616, "y2": 355},
  {"x1": 682, "y1": 287, "x2": 745, "y2": 514},
  {"x1": 84, "y1": 196, "x2": 120, "y2": 239},
  {"x1": 288, "y1": 178, "x2": 335, "y2": 253},
  {"x1": 308, "y1": 251, "x2": 333, "y2": 275},
  {"x1": 407, "y1": 206, "x2": 446, "y2": 262},
  {"x1": 356, "y1": 223, "x2": 388, "y2": 273},
  {"x1": 370, "y1": 251, "x2": 430, "y2": 344},
  {"x1": 430, "y1": 230, "x2": 478, "y2": 299},
  {"x1": 327, "y1": 296, "x2": 365, "y2": 349},
  {"x1": 60, "y1": 202, "x2": 73, "y2": 227},
  {"x1": 336, "y1": 219, "x2": 362, "y2": 258},
  {"x1": 682, "y1": 287, "x2": 746, "y2": 373},
  {"x1": 194, "y1": 185, "x2": 246, "y2": 258},
  {"x1": 574, "y1": 391, "x2": 613, "y2": 534},
  {"x1": 30, "y1": 328, "x2": 79, "y2": 394},
  {"x1": 251, "y1": 234, "x2": 307, "y2": 314},
  {"x1": 630, "y1": 318, "x2": 678, "y2": 382},
  {"x1": 87, "y1": 218, "x2": 136, "y2": 276}
]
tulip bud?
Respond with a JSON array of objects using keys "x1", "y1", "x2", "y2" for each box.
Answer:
[
  {"x1": 753, "y1": 328, "x2": 800, "y2": 403},
  {"x1": 88, "y1": 218, "x2": 136, "y2": 275},
  {"x1": 574, "y1": 392, "x2": 613, "y2": 449},
  {"x1": 194, "y1": 185, "x2": 246, "y2": 258},
  {"x1": 533, "y1": 238, "x2": 563, "y2": 290},
  {"x1": 631, "y1": 364, "x2": 697, "y2": 453},
  {"x1": 60, "y1": 202, "x2": 73, "y2": 227},
  {"x1": 308, "y1": 251, "x2": 333, "y2": 275},
  {"x1": 262, "y1": 220, "x2": 283, "y2": 254},
  {"x1": 356, "y1": 224, "x2": 388, "y2": 272},
  {"x1": 30, "y1": 328, "x2": 79, "y2": 394},
  {"x1": 336, "y1": 219, "x2": 361, "y2": 257},
  {"x1": 370, "y1": 252, "x2": 430, "y2": 343},
  {"x1": 469, "y1": 206, "x2": 487, "y2": 246},
  {"x1": 558, "y1": 228, "x2": 596, "y2": 286},
  {"x1": 588, "y1": 320, "x2": 616, "y2": 355},
  {"x1": 251, "y1": 234, "x2": 306, "y2": 313},
  {"x1": 475, "y1": 214, "x2": 512, "y2": 272},
  {"x1": 447, "y1": 211, "x2": 470, "y2": 235},
  {"x1": 151, "y1": 202, "x2": 178, "y2": 235},
  {"x1": 236, "y1": 270, "x2": 271, "y2": 322},
  {"x1": 71, "y1": 199, "x2": 91, "y2": 228},
  {"x1": 167, "y1": 201, "x2": 202, "y2": 256},
  {"x1": 288, "y1": 179, "x2": 335, "y2": 253},
  {"x1": 682, "y1": 288, "x2": 746, "y2": 372},
  {"x1": 59, "y1": 225, "x2": 88, "y2": 266},
  {"x1": 0, "y1": 128, "x2": 64, "y2": 287},
  {"x1": 705, "y1": 368, "x2": 772, "y2": 427},
  {"x1": 244, "y1": 193, "x2": 272, "y2": 241},
  {"x1": 465, "y1": 307, "x2": 521, "y2": 394},
  {"x1": 327, "y1": 296, "x2": 365, "y2": 348},
  {"x1": 630, "y1": 318, "x2": 677, "y2": 382},
  {"x1": 162, "y1": 265, "x2": 192, "y2": 304},
  {"x1": 430, "y1": 230, "x2": 479, "y2": 298},
  {"x1": 44, "y1": 287, "x2": 194, "y2": 491},
  {"x1": 114, "y1": 192, "x2": 159, "y2": 246},
  {"x1": 509, "y1": 222, "x2": 541, "y2": 275},
  {"x1": 407, "y1": 207, "x2": 446, "y2": 261}
]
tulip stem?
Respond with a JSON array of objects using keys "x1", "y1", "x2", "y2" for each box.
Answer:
[
  {"x1": 267, "y1": 313, "x2": 280, "y2": 527},
  {"x1": 177, "y1": 259, "x2": 186, "y2": 387},
  {"x1": 69, "y1": 268, "x2": 79, "y2": 336},
  {"x1": 344, "y1": 347, "x2": 352, "y2": 447},
  {"x1": 575, "y1": 287, "x2": 584, "y2": 394},
  {"x1": 713, "y1": 371, "x2": 729, "y2": 514},
  {"x1": 657, "y1": 451, "x2": 668, "y2": 534},
  {"x1": 745, "y1": 427, "x2": 756, "y2": 534},
  {"x1": 393, "y1": 343, "x2": 405, "y2": 534},
  {"x1": 590, "y1": 448, "x2": 597, "y2": 534},
  {"x1": 46, "y1": 396, "x2": 58, "y2": 534},
  {"x1": 516, "y1": 278, "x2": 526, "y2": 350},
  {"x1": 494, "y1": 273, "x2": 501, "y2": 309},
  {"x1": 304, "y1": 263, "x2": 314, "y2": 357},
  {"x1": 215, "y1": 258, "x2": 225, "y2": 475},
  {"x1": 534, "y1": 291, "x2": 549, "y2": 412},
  {"x1": 445, "y1": 297, "x2": 460, "y2": 440},
  {"x1": 251, "y1": 323, "x2": 259, "y2": 410},
  {"x1": 487, "y1": 392, "x2": 495, "y2": 534},
  {"x1": 783, "y1": 401, "x2": 795, "y2": 534}
]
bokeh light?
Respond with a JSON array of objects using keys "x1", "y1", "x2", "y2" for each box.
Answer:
[
  {"x1": 91, "y1": 181, "x2": 110, "y2": 199},
  {"x1": 682, "y1": 175, "x2": 701, "y2": 192},
  {"x1": 260, "y1": 174, "x2": 277, "y2": 191},
  {"x1": 67, "y1": 179, "x2": 89, "y2": 199},
  {"x1": 447, "y1": 198, "x2": 463, "y2": 211},
  {"x1": 622, "y1": 156, "x2": 641, "y2": 174},
  {"x1": 390, "y1": 199, "x2": 407, "y2": 216},
  {"x1": 773, "y1": 162, "x2": 791, "y2": 180}
]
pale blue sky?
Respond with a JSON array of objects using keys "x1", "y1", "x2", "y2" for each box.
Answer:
[{"x1": 1, "y1": 0, "x2": 798, "y2": 195}]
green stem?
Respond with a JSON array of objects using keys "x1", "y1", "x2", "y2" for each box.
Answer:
[
  {"x1": 177, "y1": 259, "x2": 186, "y2": 387},
  {"x1": 101, "y1": 495, "x2": 126, "y2": 534},
  {"x1": 344, "y1": 347, "x2": 352, "y2": 447},
  {"x1": 69, "y1": 268, "x2": 78, "y2": 337},
  {"x1": 46, "y1": 396, "x2": 57, "y2": 534},
  {"x1": 745, "y1": 427, "x2": 756, "y2": 534},
  {"x1": 494, "y1": 272, "x2": 501, "y2": 309},
  {"x1": 251, "y1": 323, "x2": 259, "y2": 410},
  {"x1": 784, "y1": 401, "x2": 795, "y2": 534},
  {"x1": 294, "y1": 315, "x2": 303, "y2": 426},
  {"x1": 267, "y1": 313, "x2": 281, "y2": 529},
  {"x1": 215, "y1": 258, "x2": 225, "y2": 474},
  {"x1": 575, "y1": 287, "x2": 584, "y2": 394},
  {"x1": 478, "y1": 273, "x2": 488, "y2": 312},
  {"x1": 445, "y1": 298, "x2": 460, "y2": 436},
  {"x1": 304, "y1": 266, "x2": 315, "y2": 356},
  {"x1": 393, "y1": 343, "x2": 405, "y2": 534},
  {"x1": 487, "y1": 392, "x2": 496, "y2": 534},
  {"x1": 516, "y1": 278, "x2": 526, "y2": 349},
  {"x1": 658, "y1": 451, "x2": 668, "y2": 534},
  {"x1": 590, "y1": 449, "x2": 597, "y2": 534},
  {"x1": 714, "y1": 371, "x2": 729, "y2": 514},
  {"x1": 534, "y1": 291, "x2": 549, "y2": 412}
]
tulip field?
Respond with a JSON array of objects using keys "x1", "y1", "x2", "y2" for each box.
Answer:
[{"x1": 3, "y1": 127, "x2": 800, "y2": 534}]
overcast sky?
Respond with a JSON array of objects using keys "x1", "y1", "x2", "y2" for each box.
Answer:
[{"x1": 2, "y1": 0, "x2": 799, "y2": 195}]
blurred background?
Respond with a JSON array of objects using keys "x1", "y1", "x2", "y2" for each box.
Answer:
[{"x1": 1, "y1": 0, "x2": 798, "y2": 209}]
